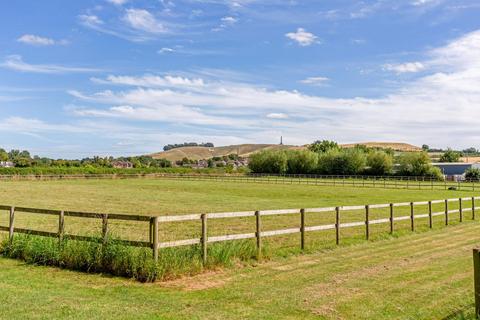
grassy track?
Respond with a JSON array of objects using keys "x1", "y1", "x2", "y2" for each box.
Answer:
[{"x1": 0, "y1": 221, "x2": 479, "y2": 319}]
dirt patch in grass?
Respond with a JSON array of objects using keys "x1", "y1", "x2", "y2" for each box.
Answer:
[{"x1": 159, "y1": 269, "x2": 232, "y2": 291}]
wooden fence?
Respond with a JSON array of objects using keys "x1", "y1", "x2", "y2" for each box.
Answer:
[
  {"x1": 1, "y1": 196, "x2": 479, "y2": 264},
  {"x1": 474, "y1": 248, "x2": 480, "y2": 319},
  {"x1": 0, "y1": 173, "x2": 478, "y2": 191}
]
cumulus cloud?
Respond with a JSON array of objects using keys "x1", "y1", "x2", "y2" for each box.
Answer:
[
  {"x1": 17, "y1": 34, "x2": 59, "y2": 46},
  {"x1": 285, "y1": 28, "x2": 318, "y2": 46},
  {"x1": 383, "y1": 62, "x2": 426, "y2": 73},
  {"x1": 221, "y1": 16, "x2": 237, "y2": 24},
  {"x1": 61, "y1": 29, "x2": 480, "y2": 149}
]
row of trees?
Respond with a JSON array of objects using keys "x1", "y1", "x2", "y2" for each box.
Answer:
[
  {"x1": 163, "y1": 142, "x2": 214, "y2": 151},
  {"x1": 248, "y1": 141, "x2": 443, "y2": 179},
  {"x1": 0, "y1": 148, "x2": 172, "y2": 169}
]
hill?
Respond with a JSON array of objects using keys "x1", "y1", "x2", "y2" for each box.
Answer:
[
  {"x1": 151, "y1": 142, "x2": 422, "y2": 161},
  {"x1": 340, "y1": 142, "x2": 422, "y2": 152},
  {"x1": 150, "y1": 144, "x2": 302, "y2": 161}
]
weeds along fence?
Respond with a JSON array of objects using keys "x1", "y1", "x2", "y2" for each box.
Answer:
[
  {"x1": 1, "y1": 196, "x2": 479, "y2": 264},
  {"x1": 0, "y1": 173, "x2": 479, "y2": 191}
]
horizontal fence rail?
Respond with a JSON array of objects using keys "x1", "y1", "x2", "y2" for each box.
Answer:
[
  {"x1": 0, "y1": 173, "x2": 478, "y2": 191},
  {"x1": 1, "y1": 196, "x2": 479, "y2": 264}
]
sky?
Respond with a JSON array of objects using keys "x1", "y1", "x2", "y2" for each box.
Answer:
[{"x1": 1, "y1": 0, "x2": 480, "y2": 158}]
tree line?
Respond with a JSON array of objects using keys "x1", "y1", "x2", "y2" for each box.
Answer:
[
  {"x1": 0, "y1": 148, "x2": 171, "y2": 169},
  {"x1": 163, "y1": 142, "x2": 214, "y2": 151},
  {"x1": 248, "y1": 140, "x2": 443, "y2": 179}
]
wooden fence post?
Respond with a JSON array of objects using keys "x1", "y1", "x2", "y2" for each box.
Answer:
[
  {"x1": 410, "y1": 202, "x2": 415, "y2": 232},
  {"x1": 365, "y1": 205, "x2": 370, "y2": 240},
  {"x1": 445, "y1": 199, "x2": 449, "y2": 226},
  {"x1": 335, "y1": 207, "x2": 340, "y2": 245},
  {"x1": 201, "y1": 213, "x2": 208, "y2": 265},
  {"x1": 58, "y1": 210, "x2": 65, "y2": 243},
  {"x1": 390, "y1": 203, "x2": 394, "y2": 234},
  {"x1": 473, "y1": 197, "x2": 476, "y2": 220},
  {"x1": 473, "y1": 248, "x2": 480, "y2": 319},
  {"x1": 255, "y1": 211, "x2": 262, "y2": 260},
  {"x1": 459, "y1": 198, "x2": 463, "y2": 222},
  {"x1": 152, "y1": 217, "x2": 159, "y2": 262},
  {"x1": 428, "y1": 201, "x2": 433, "y2": 229},
  {"x1": 9, "y1": 206, "x2": 15, "y2": 243},
  {"x1": 300, "y1": 209, "x2": 305, "y2": 250},
  {"x1": 101, "y1": 214, "x2": 109, "y2": 244},
  {"x1": 149, "y1": 218, "x2": 153, "y2": 244}
]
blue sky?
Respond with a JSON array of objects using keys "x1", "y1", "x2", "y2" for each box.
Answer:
[{"x1": 1, "y1": 0, "x2": 480, "y2": 158}]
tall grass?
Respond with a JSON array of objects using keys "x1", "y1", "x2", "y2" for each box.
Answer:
[{"x1": 0, "y1": 234, "x2": 258, "y2": 282}]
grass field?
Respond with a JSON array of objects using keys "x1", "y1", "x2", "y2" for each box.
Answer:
[
  {"x1": 1, "y1": 221, "x2": 479, "y2": 319},
  {"x1": 0, "y1": 178, "x2": 476, "y2": 214},
  {"x1": 0, "y1": 178, "x2": 477, "y2": 250}
]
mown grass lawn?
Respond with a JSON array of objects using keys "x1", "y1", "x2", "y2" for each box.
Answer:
[{"x1": 1, "y1": 221, "x2": 479, "y2": 319}]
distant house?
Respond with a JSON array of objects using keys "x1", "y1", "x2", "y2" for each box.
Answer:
[
  {"x1": 0, "y1": 161, "x2": 14, "y2": 168},
  {"x1": 112, "y1": 160, "x2": 133, "y2": 169},
  {"x1": 432, "y1": 162, "x2": 480, "y2": 180}
]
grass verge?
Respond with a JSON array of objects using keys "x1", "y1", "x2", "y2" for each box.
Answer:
[{"x1": 0, "y1": 234, "x2": 258, "y2": 282}]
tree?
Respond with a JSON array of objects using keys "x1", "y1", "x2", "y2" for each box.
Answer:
[
  {"x1": 285, "y1": 150, "x2": 317, "y2": 174},
  {"x1": 439, "y1": 149, "x2": 461, "y2": 162},
  {"x1": 397, "y1": 152, "x2": 432, "y2": 176},
  {"x1": 366, "y1": 150, "x2": 393, "y2": 175},
  {"x1": 422, "y1": 144, "x2": 430, "y2": 151},
  {"x1": 463, "y1": 147, "x2": 478, "y2": 154},
  {"x1": 317, "y1": 148, "x2": 366, "y2": 175},
  {"x1": 0, "y1": 148, "x2": 8, "y2": 161},
  {"x1": 248, "y1": 150, "x2": 288, "y2": 174},
  {"x1": 308, "y1": 140, "x2": 339, "y2": 154}
]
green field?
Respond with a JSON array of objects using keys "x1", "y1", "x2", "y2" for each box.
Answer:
[
  {"x1": 1, "y1": 221, "x2": 479, "y2": 319},
  {"x1": 0, "y1": 178, "x2": 479, "y2": 319},
  {"x1": 0, "y1": 178, "x2": 476, "y2": 244}
]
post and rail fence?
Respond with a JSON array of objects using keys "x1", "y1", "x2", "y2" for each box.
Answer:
[
  {"x1": 1, "y1": 196, "x2": 479, "y2": 265},
  {"x1": 0, "y1": 173, "x2": 479, "y2": 191}
]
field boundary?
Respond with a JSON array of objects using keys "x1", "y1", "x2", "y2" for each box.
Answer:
[
  {"x1": 1, "y1": 196, "x2": 479, "y2": 264},
  {"x1": 0, "y1": 173, "x2": 479, "y2": 191}
]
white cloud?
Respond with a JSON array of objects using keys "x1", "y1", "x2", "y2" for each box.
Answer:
[
  {"x1": 2, "y1": 28, "x2": 474, "y2": 153},
  {"x1": 383, "y1": 62, "x2": 426, "y2": 73},
  {"x1": 63, "y1": 30, "x2": 480, "y2": 149},
  {"x1": 106, "y1": 0, "x2": 128, "y2": 5},
  {"x1": 221, "y1": 16, "x2": 237, "y2": 24},
  {"x1": 1, "y1": 55, "x2": 101, "y2": 74},
  {"x1": 78, "y1": 14, "x2": 104, "y2": 28},
  {"x1": 17, "y1": 34, "x2": 57, "y2": 46},
  {"x1": 300, "y1": 76, "x2": 329, "y2": 86},
  {"x1": 123, "y1": 9, "x2": 167, "y2": 34},
  {"x1": 285, "y1": 28, "x2": 318, "y2": 46},
  {"x1": 158, "y1": 47, "x2": 175, "y2": 54},
  {"x1": 266, "y1": 113, "x2": 289, "y2": 119}
]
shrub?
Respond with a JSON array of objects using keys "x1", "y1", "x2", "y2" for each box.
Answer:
[{"x1": 465, "y1": 168, "x2": 480, "y2": 180}]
